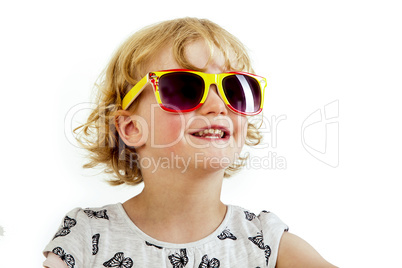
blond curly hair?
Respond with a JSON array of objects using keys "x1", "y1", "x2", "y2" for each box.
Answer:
[{"x1": 74, "y1": 17, "x2": 263, "y2": 186}]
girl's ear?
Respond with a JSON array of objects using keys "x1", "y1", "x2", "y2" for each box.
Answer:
[{"x1": 115, "y1": 110, "x2": 148, "y2": 148}]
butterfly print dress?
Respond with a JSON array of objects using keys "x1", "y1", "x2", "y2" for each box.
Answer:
[{"x1": 44, "y1": 204, "x2": 288, "y2": 267}]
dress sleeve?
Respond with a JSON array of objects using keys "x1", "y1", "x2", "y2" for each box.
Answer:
[
  {"x1": 43, "y1": 207, "x2": 92, "y2": 267},
  {"x1": 43, "y1": 252, "x2": 69, "y2": 268},
  {"x1": 258, "y1": 211, "x2": 289, "y2": 268}
]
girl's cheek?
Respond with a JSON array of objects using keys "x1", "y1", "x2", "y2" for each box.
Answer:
[{"x1": 149, "y1": 114, "x2": 186, "y2": 147}]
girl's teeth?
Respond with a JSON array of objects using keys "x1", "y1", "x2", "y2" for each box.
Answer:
[{"x1": 195, "y1": 129, "x2": 224, "y2": 138}]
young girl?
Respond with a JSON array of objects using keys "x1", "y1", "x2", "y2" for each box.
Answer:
[{"x1": 43, "y1": 17, "x2": 336, "y2": 268}]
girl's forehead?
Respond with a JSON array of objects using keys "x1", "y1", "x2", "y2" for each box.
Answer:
[
  {"x1": 148, "y1": 40, "x2": 228, "y2": 73},
  {"x1": 184, "y1": 40, "x2": 226, "y2": 72}
]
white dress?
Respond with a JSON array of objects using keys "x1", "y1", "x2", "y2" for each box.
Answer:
[{"x1": 43, "y1": 203, "x2": 288, "y2": 268}]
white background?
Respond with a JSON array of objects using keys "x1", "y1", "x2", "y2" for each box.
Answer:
[{"x1": 0, "y1": 0, "x2": 401, "y2": 267}]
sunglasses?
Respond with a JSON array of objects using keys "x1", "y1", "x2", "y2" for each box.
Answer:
[{"x1": 122, "y1": 69, "x2": 266, "y2": 115}]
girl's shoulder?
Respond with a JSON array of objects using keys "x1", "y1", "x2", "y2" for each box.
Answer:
[
  {"x1": 229, "y1": 204, "x2": 289, "y2": 233},
  {"x1": 42, "y1": 203, "x2": 125, "y2": 266},
  {"x1": 229, "y1": 205, "x2": 337, "y2": 267},
  {"x1": 219, "y1": 204, "x2": 289, "y2": 267},
  {"x1": 49, "y1": 203, "x2": 122, "y2": 232}
]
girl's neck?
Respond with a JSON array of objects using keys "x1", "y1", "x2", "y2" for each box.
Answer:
[{"x1": 123, "y1": 168, "x2": 227, "y2": 243}]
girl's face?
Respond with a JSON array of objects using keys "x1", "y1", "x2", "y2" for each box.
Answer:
[{"x1": 134, "y1": 40, "x2": 248, "y2": 173}]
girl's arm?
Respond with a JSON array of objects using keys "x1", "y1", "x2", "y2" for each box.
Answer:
[
  {"x1": 277, "y1": 232, "x2": 337, "y2": 268},
  {"x1": 43, "y1": 252, "x2": 69, "y2": 268}
]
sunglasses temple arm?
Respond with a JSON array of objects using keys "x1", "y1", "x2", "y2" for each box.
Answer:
[{"x1": 122, "y1": 75, "x2": 149, "y2": 110}]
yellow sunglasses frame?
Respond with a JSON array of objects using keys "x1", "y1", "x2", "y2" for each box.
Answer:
[{"x1": 122, "y1": 69, "x2": 266, "y2": 115}]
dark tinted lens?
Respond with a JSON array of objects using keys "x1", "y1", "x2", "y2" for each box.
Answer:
[
  {"x1": 158, "y1": 72, "x2": 205, "y2": 111},
  {"x1": 222, "y1": 75, "x2": 261, "y2": 113}
]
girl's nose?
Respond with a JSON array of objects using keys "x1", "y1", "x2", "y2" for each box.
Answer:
[{"x1": 197, "y1": 85, "x2": 228, "y2": 116}]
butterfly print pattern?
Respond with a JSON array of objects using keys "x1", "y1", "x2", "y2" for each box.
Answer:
[
  {"x1": 103, "y1": 252, "x2": 133, "y2": 268},
  {"x1": 84, "y1": 209, "x2": 109, "y2": 220},
  {"x1": 217, "y1": 228, "x2": 237, "y2": 240},
  {"x1": 92, "y1": 233, "x2": 100, "y2": 255},
  {"x1": 52, "y1": 247, "x2": 75, "y2": 268},
  {"x1": 248, "y1": 232, "x2": 271, "y2": 266},
  {"x1": 145, "y1": 241, "x2": 163, "y2": 249},
  {"x1": 259, "y1": 210, "x2": 270, "y2": 216},
  {"x1": 53, "y1": 216, "x2": 76, "y2": 239},
  {"x1": 198, "y1": 254, "x2": 220, "y2": 268},
  {"x1": 244, "y1": 211, "x2": 257, "y2": 221},
  {"x1": 45, "y1": 206, "x2": 285, "y2": 267},
  {"x1": 168, "y1": 248, "x2": 188, "y2": 268}
]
